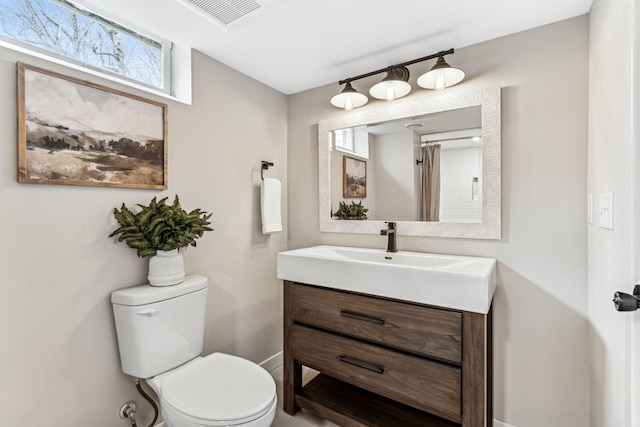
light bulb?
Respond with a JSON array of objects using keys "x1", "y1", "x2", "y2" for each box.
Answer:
[
  {"x1": 344, "y1": 97, "x2": 353, "y2": 111},
  {"x1": 386, "y1": 86, "x2": 395, "y2": 101},
  {"x1": 434, "y1": 73, "x2": 446, "y2": 91}
]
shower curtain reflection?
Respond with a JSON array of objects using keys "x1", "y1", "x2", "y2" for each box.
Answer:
[{"x1": 420, "y1": 144, "x2": 441, "y2": 221}]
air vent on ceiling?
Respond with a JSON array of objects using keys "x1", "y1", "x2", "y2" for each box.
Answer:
[{"x1": 178, "y1": 0, "x2": 262, "y2": 27}]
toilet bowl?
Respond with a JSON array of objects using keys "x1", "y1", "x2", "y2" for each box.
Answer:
[
  {"x1": 110, "y1": 276, "x2": 277, "y2": 427},
  {"x1": 147, "y1": 353, "x2": 277, "y2": 427}
]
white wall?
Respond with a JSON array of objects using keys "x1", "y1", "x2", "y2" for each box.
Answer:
[
  {"x1": 373, "y1": 131, "x2": 416, "y2": 220},
  {"x1": 588, "y1": 0, "x2": 638, "y2": 425},
  {"x1": 439, "y1": 146, "x2": 482, "y2": 222},
  {"x1": 0, "y1": 48, "x2": 288, "y2": 425},
  {"x1": 287, "y1": 16, "x2": 589, "y2": 427}
]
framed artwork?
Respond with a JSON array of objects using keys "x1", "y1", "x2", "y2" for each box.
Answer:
[
  {"x1": 17, "y1": 62, "x2": 168, "y2": 189},
  {"x1": 343, "y1": 155, "x2": 366, "y2": 198}
]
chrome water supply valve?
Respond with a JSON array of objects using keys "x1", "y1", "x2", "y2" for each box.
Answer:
[{"x1": 119, "y1": 401, "x2": 138, "y2": 426}]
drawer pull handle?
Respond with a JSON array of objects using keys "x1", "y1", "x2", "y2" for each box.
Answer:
[
  {"x1": 339, "y1": 310, "x2": 385, "y2": 325},
  {"x1": 338, "y1": 355, "x2": 385, "y2": 374}
]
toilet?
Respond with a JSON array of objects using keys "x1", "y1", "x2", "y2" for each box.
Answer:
[{"x1": 111, "y1": 275, "x2": 277, "y2": 427}]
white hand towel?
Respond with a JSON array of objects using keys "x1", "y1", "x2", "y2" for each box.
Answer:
[{"x1": 261, "y1": 177, "x2": 282, "y2": 234}]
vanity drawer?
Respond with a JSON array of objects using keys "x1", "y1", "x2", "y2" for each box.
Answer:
[
  {"x1": 288, "y1": 283, "x2": 462, "y2": 364},
  {"x1": 290, "y1": 324, "x2": 462, "y2": 422}
]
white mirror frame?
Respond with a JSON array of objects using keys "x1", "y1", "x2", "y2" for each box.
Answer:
[{"x1": 319, "y1": 86, "x2": 501, "y2": 239}]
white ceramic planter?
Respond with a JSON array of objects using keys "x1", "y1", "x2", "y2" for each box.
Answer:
[{"x1": 148, "y1": 249, "x2": 185, "y2": 286}]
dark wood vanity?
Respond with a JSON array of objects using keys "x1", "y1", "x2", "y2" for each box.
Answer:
[{"x1": 283, "y1": 280, "x2": 492, "y2": 427}]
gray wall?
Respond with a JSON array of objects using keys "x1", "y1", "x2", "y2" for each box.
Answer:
[
  {"x1": 372, "y1": 131, "x2": 416, "y2": 220},
  {"x1": 287, "y1": 16, "x2": 589, "y2": 427},
  {"x1": 0, "y1": 49, "x2": 287, "y2": 425}
]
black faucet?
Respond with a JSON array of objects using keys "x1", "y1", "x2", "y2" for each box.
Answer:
[{"x1": 380, "y1": 222, "x2": 397, "y2": 253}]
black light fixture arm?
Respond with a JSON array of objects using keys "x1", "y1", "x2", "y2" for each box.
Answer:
[{"x1": 338, "y1": 48, "x2": 455, "y2": 86}]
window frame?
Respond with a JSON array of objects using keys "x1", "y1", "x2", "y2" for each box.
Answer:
[
  {"x1": 334, "y1": 128, "x2": 355, "y2": 153},
  {"x1": 0, "y1": 0, "x2": 171, "y2": 94}
]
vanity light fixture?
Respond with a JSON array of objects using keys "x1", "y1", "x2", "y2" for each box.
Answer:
[
  {"x1": 331, "y1": 48, "x2": 463, "y2": 110},
  {"x1": 369, "y1": 67, "x2": 411, "y2": 101},
  {"x1": 330, "y1": 82, "x2": 369, "y2": 110},
  {"x1": 417, "y1": 55, "x2": 465, "y2": 90}
]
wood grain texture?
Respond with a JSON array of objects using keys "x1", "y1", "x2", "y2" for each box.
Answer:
[
  {"x1": 290, "y1": 323, "x2": 462, "y2": 422},
  {"x1": 297, "y1": 374, "x2": 459, "y2": 427},
  {"x1": 283, "y1": 281, "x2": 302, "y2": 415},
  {"x1": 461, "y1": 311, "x2": 487, "y2": 427},
  {"x1": 487, "y1": 307, "x2": 493, "y2": 427},
  {"x1": 284, "y1": 281, "x2": 492, "y2": 426},
  {"x1": 289, "y1": 283, "x2": 462, "y2": 363},
  {"x1": 17, "y1": 63, "x2": 26, "y2": 183}
]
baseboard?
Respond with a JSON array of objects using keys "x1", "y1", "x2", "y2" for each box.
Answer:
[
  {"x1": 494, "y1": 420, "x2": 517, "y2": 427},
  {"x1": 259, "y1": 350, "x2": 283, "y2": 372}
]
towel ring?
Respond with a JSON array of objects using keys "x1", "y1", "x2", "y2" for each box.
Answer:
[{"x1": 261, "y1": 161, "x2": 274, "y2": 180}]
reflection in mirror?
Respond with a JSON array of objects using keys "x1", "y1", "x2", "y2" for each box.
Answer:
[
  {"x1": 319, "y1": 87, "x2": 501, "y2": 239},
  {"x1": 330, "y1": 106, "x2": 482, "y2": 223}
]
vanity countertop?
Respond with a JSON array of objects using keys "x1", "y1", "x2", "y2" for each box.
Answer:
[{"x1": 277, "y1": 245, "x2": 496, "y2": 314}]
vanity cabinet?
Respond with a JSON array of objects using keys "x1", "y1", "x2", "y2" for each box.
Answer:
[{"x1": 283, "y1": 281, "x2": 492, "y2": 427}]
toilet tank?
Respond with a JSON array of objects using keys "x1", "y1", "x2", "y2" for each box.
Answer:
[{"x1": 111, "y1": 275, "x2": 208, "y2": 379}]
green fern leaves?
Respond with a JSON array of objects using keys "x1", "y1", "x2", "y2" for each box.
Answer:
[
  {"x1": 109, "y1": 195, "x2": 213, "y2": 257},
  {"x1": 332, "y1": 201, "x2": 368, "y2": 220}
]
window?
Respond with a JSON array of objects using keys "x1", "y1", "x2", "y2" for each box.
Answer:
[
  {"x1": 333, "y1": 126, "x2": 369, "y2": 159},
  {"x1": 0, "y1": 0, "x2": 169, "y2": 91},
  {"x1": 333, "y1": 128, "x2": 354, "y2": 152}
]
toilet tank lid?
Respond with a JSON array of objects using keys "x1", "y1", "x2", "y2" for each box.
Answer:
[{"x1": 111, "y1": 275, "x2": 208, "y2": 306}]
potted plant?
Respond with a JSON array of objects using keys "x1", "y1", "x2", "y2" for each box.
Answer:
[
  {"x1": 332, "y1": 200, "x2": 368, "y2": 220},
  {"x1": 109, "y1": 195, "x2": 213, "y2": 286}
]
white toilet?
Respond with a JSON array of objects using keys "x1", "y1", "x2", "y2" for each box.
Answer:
[{"x1": 111, "y1": 275, "x2": 277, "y2": 427}]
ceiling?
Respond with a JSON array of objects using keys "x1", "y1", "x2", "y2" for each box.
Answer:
[
  {"x1": 366, "y1": 106, "x2": 480, "y2": 136},
  {"x1": 76, "y1": 0, "x2": 593, "y2": 95}
]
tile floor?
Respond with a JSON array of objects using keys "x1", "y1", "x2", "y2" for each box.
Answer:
[{"x1": 269, "y1": 365, "x2": 339, "y2": 427}]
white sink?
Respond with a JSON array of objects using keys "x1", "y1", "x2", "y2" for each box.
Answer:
[{"x1": 277, "y1": 245, "x2": 496, "y2": 314}]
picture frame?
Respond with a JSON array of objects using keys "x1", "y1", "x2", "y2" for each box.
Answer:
[
  {"x1": 343, "y1": 155, "x2": 366, "y2": 198},
  {"x1": 17, "y1": 62, "x2": 168, "y2": 189}
]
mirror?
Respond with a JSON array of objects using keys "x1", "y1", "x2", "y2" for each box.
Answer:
[
  {"x1": 319, "y1": 87, "x2": 501, "y2": 239},
  {"x1": 330, "y1": 106, "x2": 482, "y2": 223}
]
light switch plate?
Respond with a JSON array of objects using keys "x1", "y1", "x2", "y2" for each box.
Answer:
[
  {"x1": 599, "y1": 192, "x2": 614, "y2": 230},
  {"x1": 588, "y1": 194, "x2": 593, "y2": 225}
]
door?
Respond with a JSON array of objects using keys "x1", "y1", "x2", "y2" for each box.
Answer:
[{"x1": 588, "y1": 0, "x2": 638, "y2": 425}]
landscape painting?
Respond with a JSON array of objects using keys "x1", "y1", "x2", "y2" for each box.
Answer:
[
  {"x1": 343, "y1": 155, "x2": 366, "y2": 198},
  {"x1": 18, "y1": 63, "x2": 167, "y2": 189}
]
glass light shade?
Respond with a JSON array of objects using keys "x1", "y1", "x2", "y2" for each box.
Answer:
[
  {"x1": 330, "y1": 82, "x2": 368, "y2": 110},
  {"x1": 369, "y1": 67, "x2": 411, "y2": 101},
  {"x1": 417, "y1": 56, "x2": 465, "y2": 90}
]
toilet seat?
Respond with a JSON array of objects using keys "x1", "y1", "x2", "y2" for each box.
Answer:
[{"x1": 160, "y1": 353, "x2": 276, "y2": 426}]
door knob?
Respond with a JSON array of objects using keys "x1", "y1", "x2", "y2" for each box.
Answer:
[{"x1": 613, "y1": 285, "x2": 640, "y2": 311}]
